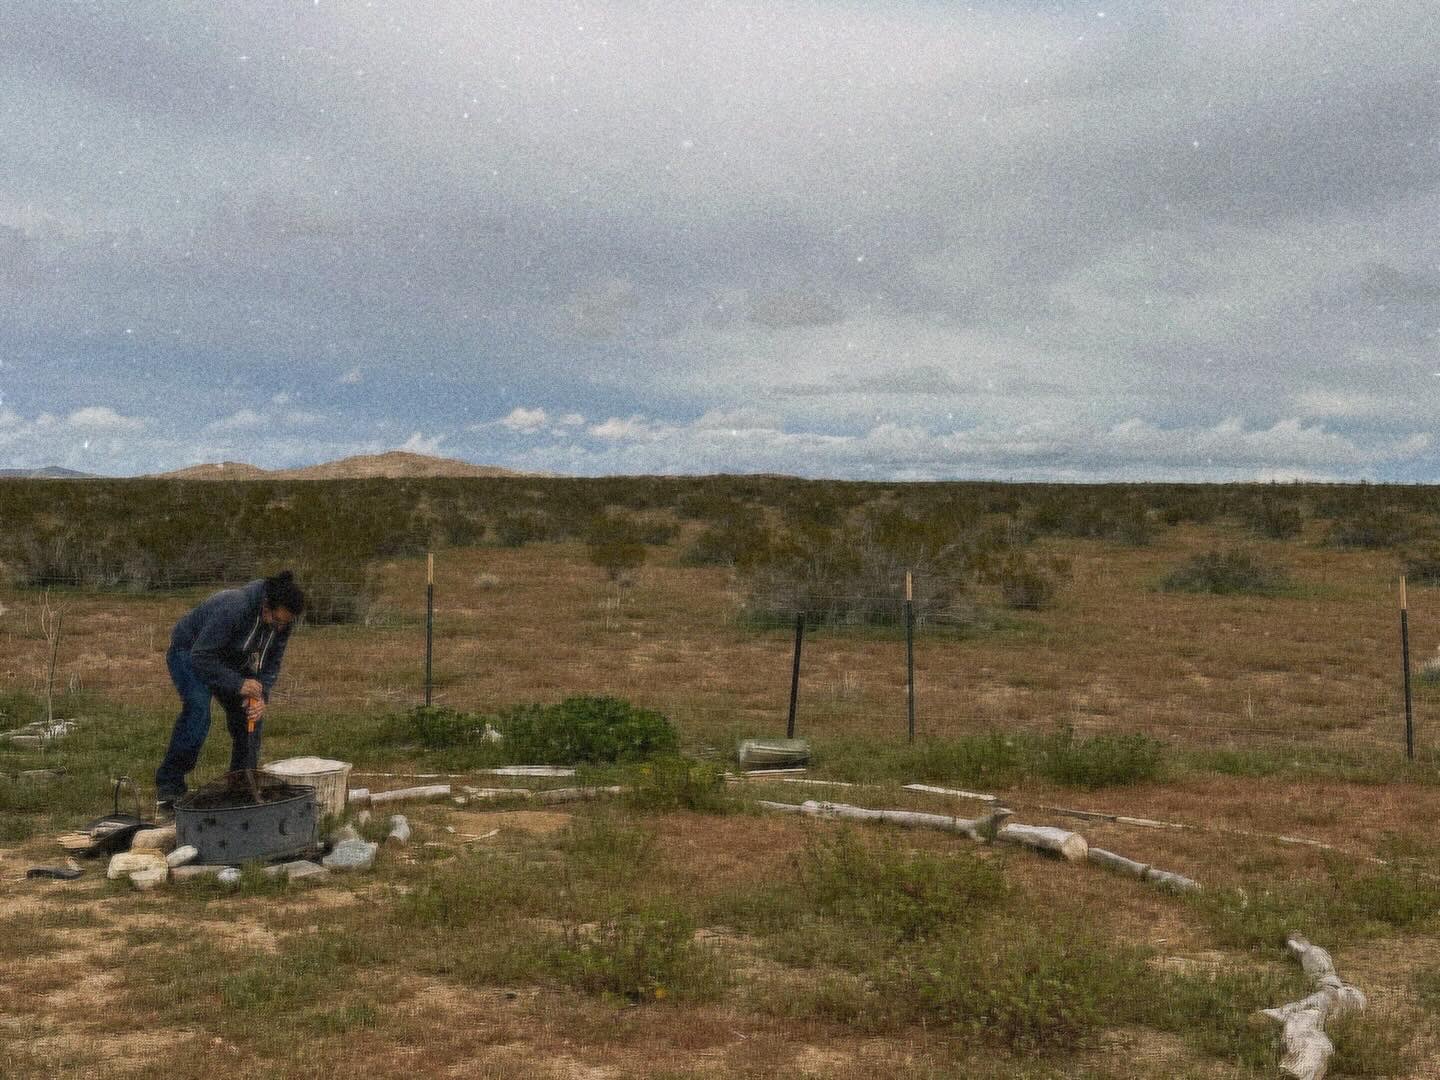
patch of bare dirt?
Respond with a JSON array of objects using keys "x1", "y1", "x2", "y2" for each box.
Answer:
[{"x1": 448, "y1": 810, "x2": 574, "y2": 837}]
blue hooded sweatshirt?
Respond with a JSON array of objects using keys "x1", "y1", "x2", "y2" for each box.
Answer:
[{"x1": 170, "y1": 579, "x2": 293, "y2": 700}]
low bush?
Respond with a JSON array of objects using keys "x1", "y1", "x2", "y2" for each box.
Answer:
[
  {"x1": 554, "y1": 902, "x2": 725, "y2": 1003},
  {"x1": 799, "y1": 829, "x2": 1008, "y2": 942},
  {"x1": 880, "y1": 922, "x2": 1149, "y2": 1051},
  {"x1": 585, "y1": 515, "x2": 648, "y2": 581},
  {"x1": 392, "y1": 696, "x2": 679, "y2": 765},
  {"x1": 1161, "y1": 549, "x2": 1291, "y2": 595},
  {"x1": 1326, "y1": 509, "x2": 1422, "y2": 550},
  {"x1": 499, "y1": 696, "x2": 677, "y2": 764},
  {"x1": 624, "y1": 756, "x2": 729, "y2": 813},
  {"x1": 1038, "y1": 725, "x2": 1165, "y2": 787}
]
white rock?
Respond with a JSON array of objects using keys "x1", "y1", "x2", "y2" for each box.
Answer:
[
  {"x1": 386, "y1": 815, "x2": 411, "y2": 845},
  {"x1": 166, "y1": 845, "x2": 199, "y2": 868},
  {"x1": 266, "y1": 859, "x2": 328, "y2": 882},
  {"x1": 108, "y1": 851, "x2": 167, "y2": 880},
  {"x1": 170, "y1": 864, "x2": 232, "y2": 883},
  {"x1": 321, "y1": 839, "x2": 377, "y2": 871},
  {"x1": 217, "y1": 867, "x2": 242, "y2": 886},
  {"x1": 131, "y1": 825, "x2": 177, "y2": 852},
  {"x1": 129, "y1": 865, "x2": 168, "y2": 890}
]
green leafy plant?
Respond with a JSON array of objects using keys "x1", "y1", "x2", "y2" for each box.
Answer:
[{"x1": 1161, "y1": 549, "x2": 1291, "y2": 595}]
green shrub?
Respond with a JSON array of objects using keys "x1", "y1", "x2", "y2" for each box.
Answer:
[
  {"x1": 392, "y1": 696, "x2": 678, "y2": 765},
  {"x1": 679, "y1": 517, "x2": 773, "y2": 568},
  {"x1": 497, "y1": 695, "x2": 678, "y2": 764},
  {"x1": 1327, "y1": 509, "x2": 1420, "y2": 550},
  {"x1": 881, "y1": 922, "x2": 1149, "y2": 1051},
  {"x1": 554, "y1": 902, "x2": 723, "y2": 1003},
  {"x1": 585, "y1": 514, "x2": 648, "y2": 580},
  {"x1": 994, "y1": 553, "x2": 1070, "y2": 610},
  {"x1": 1039, "y1": 726, "x2": 1165, "y2": 787},
  {"x1": 1161, "y1": 549, "x2": 1291, "y2": 595},
  {"x1": 1245, "y1": 499, "x2": 1305, "y2": 540},
  {"x1": 624, "y1": 756, "x2": 729, "y2": 813},
  {"x1": 1401, "y1": 544, "x2": 1440, "y2": 586},
  {"x1": 799, "y1": 829, "x2": 1008, "y2": 941}
]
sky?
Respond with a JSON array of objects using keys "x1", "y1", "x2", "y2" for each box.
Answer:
[{"x1": 1, "y1": 1, "x2": 1437, "y2": 482}]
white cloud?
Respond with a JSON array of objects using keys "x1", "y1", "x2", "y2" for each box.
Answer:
[
  {"x1": 208, "y1": 409, "x2": 265, "y2": 432},
  {"x1": 588, "y1": 415, "x2": 670, "y2": 441},
  {"x1": 66, "y1": 406, "x2": 145, "y2": 432},
  {"x1": 339, "y1": 368, "x2": 363, "y2": 385},
  {"x1": 399, "y1": 431, "x2": 443, "y2": 455},
  {"x1": 283, "y1": 411, "x2": 326, "y2": 426},
  {"x1": 499, "y1": 406, "x2": 549, "y2": 433}
]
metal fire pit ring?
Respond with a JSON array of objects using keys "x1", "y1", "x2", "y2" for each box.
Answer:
[{"x1": 175, "y1": 783, "x2": 319, "y2": 864}]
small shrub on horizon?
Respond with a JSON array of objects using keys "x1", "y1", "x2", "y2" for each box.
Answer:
[{"x1": 1161, "y1": 549, "x2": 1291, "y2": 596}]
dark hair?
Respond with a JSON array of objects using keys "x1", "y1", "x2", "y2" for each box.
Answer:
[{"x1": 264, "y1": 569, "x2": 306, "y2": 616}]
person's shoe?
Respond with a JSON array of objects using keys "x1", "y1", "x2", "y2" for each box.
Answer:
[{"x1": 154, "y1": 798, "x2": 177, "y2": 822}]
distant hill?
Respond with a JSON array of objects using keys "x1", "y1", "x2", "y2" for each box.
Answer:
[
  {"x1": 0, "y1": 466, "x2": 103, "y2": 479},
  {"x1": 152, "y1": 450, "x2": 534, "y2": 481}
]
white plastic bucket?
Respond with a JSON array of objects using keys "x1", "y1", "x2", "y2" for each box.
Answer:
[{"x1": 262, "y1": 756, "x2": 353, "y2": 820}]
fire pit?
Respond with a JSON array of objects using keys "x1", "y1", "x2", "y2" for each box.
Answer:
[{"x1": 175, "y1": 771, "x2": 319, "y2": 864}]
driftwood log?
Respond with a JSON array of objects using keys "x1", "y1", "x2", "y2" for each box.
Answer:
[
  {"x1": 367, "y1": 784, "x2": 451, "y2": 805},
  {"x1": 1260, "y1": 934, "x2": 1367, "y2": 1080},
  {"x1": 757, "y1": 799, "x2": 1014, "y2": 844},
  {"x1": 1087, "y1": 847, "x2": 1200, "y2": 892},
  {"x1": 995, "y1": 822, "x2": 1088, "y2": 862},
  {"x1": 458, "y1": 785, "x2": 625, "y2": 805},
  {"x1": 903, "y1": 783, "x2": 999, "y2": 803}
]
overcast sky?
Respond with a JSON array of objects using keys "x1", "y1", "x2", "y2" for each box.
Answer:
[{"x1": 2, "y1": 1, "x2": 1437, "y2": 481}]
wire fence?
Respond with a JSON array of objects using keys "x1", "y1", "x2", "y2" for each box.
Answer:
[{"x1": 1, "y1": 566, "x2": 1435, "y2": 769}]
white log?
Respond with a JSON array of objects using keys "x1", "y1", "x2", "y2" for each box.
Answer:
[
  {"x1": 482, "y1": 766, "x2": 576, "y2": 777},
  {"x1": 1087, "y1": 847, "x2": 1201, "y2": 892},
  {"x1": 1040, "y1": 804, "x2": 1193, "y2": 831},
  {"x1": 368, "y1": 784, "x2": 451, "y2": 805},
  {"x1": 903, "y1": 783, "x2": 999, "y2": 803},
  {"x1": 348, "y1": 787, "x2": 371, "y2": 806},
  {"x1": 386, "y1": 815, "x2": 411, "y2": 845},
  {"x1": 460, "y1": 786, "x2": 535, "y2": 799},
  {"x1": 755, "y1": 800, "x2": 1012, "y2": 842},
  {"x1": 1260, "y1": 934, "x2": 1367, "y2": 1080},
  {"x1": 996, "y1": 823, "x2": 1088, "y2": 862}
]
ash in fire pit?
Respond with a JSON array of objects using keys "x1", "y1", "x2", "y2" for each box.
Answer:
[
  {"x1": 179, "y1": 771, "x2": 313, "y2": 810},
  {"x1": 175, "y1": 771, "x2": 320, "y2": 863}
]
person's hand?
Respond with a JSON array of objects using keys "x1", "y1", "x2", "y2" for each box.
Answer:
[
  {"x1": 245, "y1": 697, "x2": 266, "y2": 724},
  {"x1": 239, "y1": 678, "x2": 263, "y2": 700}
]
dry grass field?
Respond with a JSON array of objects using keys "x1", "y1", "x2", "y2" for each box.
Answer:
[{"x1": 4, "y1": 510, "x2": 1440, "y2": 1078}]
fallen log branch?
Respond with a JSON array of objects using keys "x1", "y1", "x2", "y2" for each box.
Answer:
[
  {"x1": 1087, "y1": 847, "x2": 1200, "y2": 892},
  {"x1": 995, "y1": 823, "x2": 1088, "y2": 862},
  {"x1": 367, "y1": 784, "x2": 451, "y2": 806},
  {"x1": 903, "y1": 783, "x2": 999, "y2": 803},
  {"x1": 1260, "y1": 934, "x2": 1367, "y2": 1080},
  {"x1": 1040, "y1": 804, "x2": 1193, "y2": 831},
  {"x1": 755, "y1": 799, "x2": 1013, "y2": 842}
]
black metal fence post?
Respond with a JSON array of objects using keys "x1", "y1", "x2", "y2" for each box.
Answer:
[
  {"x1": 787, "y1": 611, "x2": 804, "y2": 738},
  {"x1": 425, "y1": 552, "x2": 434, "y2": 707},
  {"x1": 1402, "y1": 575, "x2": 1414, "y2": 760},
  {"x1": 905, "y1": 570, "x2": 916, "y2": 743}
]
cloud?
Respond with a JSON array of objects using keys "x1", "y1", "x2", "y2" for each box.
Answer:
[
  {"x1": 399, "y1": 431, "x2": 443, "y2": 456},
  {"x1": 589, "y1": 415, "x2": 669, "y2": 441},
  {"x1": 208, "y1": 409, "x2": 265, "y2": 432},
  {"x1": 499, "y1": 406, "x2": 549, "y2": 433},
  {"x1": 66, "y1": 406, "x2": 145, "y2": 432},
  {"x1": 2, "y1": 2, "x2": 1437, "y2": 480}
]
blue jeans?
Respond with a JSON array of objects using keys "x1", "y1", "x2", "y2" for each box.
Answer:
[{"x1": 155, "y1": 648, "x2": 262, "y2": 801}]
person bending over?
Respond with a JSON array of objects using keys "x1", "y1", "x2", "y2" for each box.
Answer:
[{"x1": 155, "y1": 570, "x2": 305, "y2": 811}]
